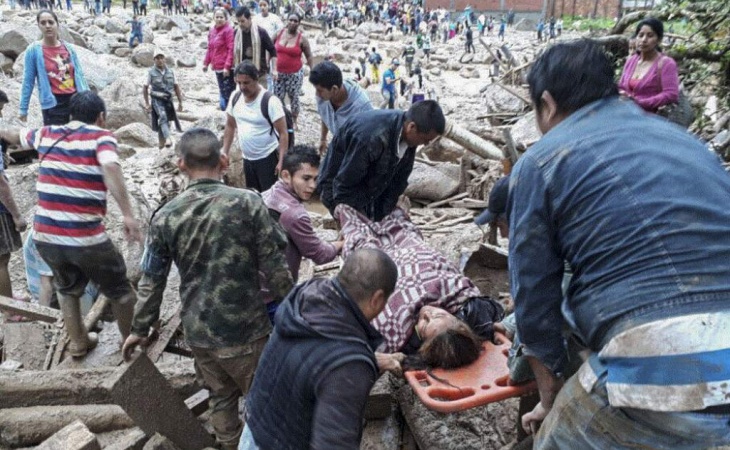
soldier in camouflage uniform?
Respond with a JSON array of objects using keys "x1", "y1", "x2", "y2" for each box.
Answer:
[{"x1": 122, "y1": 128, "x2": 293, "y2": 450}]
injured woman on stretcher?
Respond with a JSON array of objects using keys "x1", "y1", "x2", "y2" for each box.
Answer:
[{"x1": 335, "y1": 203, "x2": 505, "y2": 375}]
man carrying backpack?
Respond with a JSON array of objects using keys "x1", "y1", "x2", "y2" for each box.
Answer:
[{"x1": 222, "y1": 61, "x2": 290, "y2": 192}]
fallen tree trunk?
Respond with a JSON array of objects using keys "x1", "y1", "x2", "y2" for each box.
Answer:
[
  {"x1": 0, "y1": 359, "x2": 197, "y2": 408},
  {"x1": 0, "y1": 405, "x2": 134, "y2": 447},
  {"x1": 442, "y1": 120, "x2": 504, "y2": 161}
]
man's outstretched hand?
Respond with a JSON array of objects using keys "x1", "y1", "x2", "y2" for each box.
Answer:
[{"x1": 122, "y1": 334, "x2": 148, "y2": 362}]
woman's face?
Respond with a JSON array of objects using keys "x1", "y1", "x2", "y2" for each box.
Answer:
[
  {"x1": 636, "y1": 25, "x2": 659, "y2": 54},
  {"x1": 416, "y1": 305, "x2": 459, "y2": 341},
  {"x1": 37, "y1": 12, "x2": 59, "y2": 39},
  {"x1": 287, "y1": 14, "x2": 300, "y2": 32},
  {"x1": 214, "y1": 11, "x2": 227, "y2": 26}
]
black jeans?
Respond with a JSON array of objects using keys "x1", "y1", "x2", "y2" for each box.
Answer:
[
  {"x1": 244, "y1": 150, "x2": 279, "y2": 193},
  {"x1": 42, "y1": 93, "x2": 74, "y2": 126}
]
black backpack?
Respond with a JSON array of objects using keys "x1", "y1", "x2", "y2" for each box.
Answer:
[{"x1": 231, "y1": 90, "x2": 295, "y2": 149}]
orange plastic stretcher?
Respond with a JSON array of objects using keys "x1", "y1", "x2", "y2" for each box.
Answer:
[{"x1": 404, "y1": 333, "x2": 537, "y2": 413}]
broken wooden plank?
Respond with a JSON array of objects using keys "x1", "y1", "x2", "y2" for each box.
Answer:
[
  {"x1": 0, "y1": 405, "x2": 134, "y2": 448},
  {"x1": 0, "y1": 295, "x2": 61, "y2": 323},
  {"x1": 0, "y1": 359, "x2": 197, "y2": 408},
  {"x1": 495, "y1": 83, "x2": 531, "y2": 106},
  {"x1": 36, "y1": 420, "x2": 101, "y2": 450},
  {"x1": 146, "y1": 309, "x2": 182, "y2": 363},
  {"x1": 184, "y1": 389, "x2": 210, "y2": 416},
  {"x1": 106, "y1": 354, "x2": 215, "y2": 450},
  {"x1": 426, "y1": 192, "x2": 469, "y2": 209}
]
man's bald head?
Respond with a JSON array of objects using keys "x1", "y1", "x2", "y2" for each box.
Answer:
[
  {"x1": 179, "y1": 128, "x2": 221, "y2": 170},
  {"x1": 337, "y1": 249, "x2": 398, "y2": 306}
]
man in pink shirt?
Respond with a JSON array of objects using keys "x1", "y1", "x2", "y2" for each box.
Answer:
[{"x1": 262, "y1": 145, "x2": 343, "y2": 282}]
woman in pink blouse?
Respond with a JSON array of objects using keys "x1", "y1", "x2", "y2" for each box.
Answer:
[
  {"x1": 203, "y1": 8, "x2": 235, "y2": 110},
  {"x1": 618, "y1": 17, "x2": 679, "y2": 113}
]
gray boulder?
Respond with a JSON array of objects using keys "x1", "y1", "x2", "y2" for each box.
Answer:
[
  {"x1": 356, "y1": 21, "x2": 385, "y2": 36},
  {"x1": 87, "y1": 33, "x2": 114, "y2": 54},
  {"x1": 176, "y1": 55, "x2": 196, "y2": 68},
  {"x1": 0, "y1": 53, "x2": 12, "y2": 74},
  {"x1": 100, "y1": 78, "x2": 148, "y2": 130},
  {"x1": 114, "y1": 122, "x2": 159, "y2": 148},
  {"x1": 0, "y1": 25, "x2": 38, "y2": 59},
  {"x1": 143, "y1": 27, "x2": 155, "y2": 44},
  {"x1": 131, "y1": 43, "x2": 155, "y2": 67},
  {"x1": 170, "y1": 27, "x2": 184, "y2": 41},
  {"x1": 510, "y1": 111, "x2": 541, "y2": 149},
  {"x1": 105, "y1": 17, "x2": 126, "y2": 34},
  {"x1": 114, "y1": 47, "x2": 132, "y2": 57},
  {"x1": 67, "y1": 29, "x2": 89, "y2": 49},
  {"x1": 405, "y1": 161, "x2": 459, "y2": 201}
]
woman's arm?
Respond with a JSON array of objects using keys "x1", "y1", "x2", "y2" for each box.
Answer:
[
  {"x1": 19, "y1": 45, "x2": 38, "y2": 118},
  {"x1": 634, "y1": 56, "x2": 680, "y2": 110}
]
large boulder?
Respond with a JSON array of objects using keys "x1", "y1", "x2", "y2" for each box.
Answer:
[
  {"x1": 0, "y1": 53, "x2": 12, "y2": 74},
  {"x1": 159, "y1": 16, "x2": 190, "y2": 33},
  {"x1": 170, "y1": 27, "x2": 184, "y2": 41},
  {"x1": 87, "y1": 33, "x2": 114, "y2": 54},
  {"x1": 100, "y1": 78, "x2": 148, "y2": 130},
  {"x1": 105, "y1": 17, "x2": 126, "y2": 34},
  {"x1": 405, "y1": 161, "x2": 459, "y2": 201},
  {"x1": 143, "y1": 27, "x2": 155, "y2": 44},
  {"x1": 482, "y1": 83, "x2": 527, "y2": 114},
  {"x1": 114, "y1": 122, "x2": 158, "y2": 148},
  {"x1": 176, "y1": 55, "x2": 196, "y2": 68},
  {"x1": 67, "y1": 29, "x2": 89, "y2": 49},
  {"x1": 459, "y1": 66, "x2": 480, "y2": 79},
  {"x1": 131, "y1": 43, "x2": 155, "y2": 67},
  {"x1": 355, "y1": 21, "x2": 385, "y2": 36},
  {"x1": 510, "y1": 111, "x2": 541, "y2": 149},
  {"x1": 0, "y1": 25, "x2": 38, "y2": 59},
  {"x1": 12, "y1": 44, "x2": 122, "y2": 91}
]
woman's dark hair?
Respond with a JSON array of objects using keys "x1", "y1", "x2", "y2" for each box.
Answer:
[
  {"x1": 635, "y1": 17, "x2": 664, "y2": 42},
  {"x1": 527, "y1": 39, "x2": 618, "y2": 115},
  {"x1": 36, "y1": 9, "x2": 59, "y2": 24},
  {"x1": 234, "y1": 60, "x2": 259, "y2": 79},
  {"x1": 404, "y1": 320, "x2": 483, "y2": 371},
  {"x1": 69, "y1": 91, "x2": 106, "y2": 124},
  {"x1": 288, "y1": 12, "x2": 301, "y2": 21},
  {"x1": 308, "y1": 61, "x2": 343, "y2": 89}
]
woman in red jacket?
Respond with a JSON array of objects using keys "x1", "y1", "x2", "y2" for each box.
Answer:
[
  {"x1": 203, "y1": 8, "x2": 235, "y2": 110},
  {"x1": 273, "y1": 13, "x2": 313, "y2": 129}
]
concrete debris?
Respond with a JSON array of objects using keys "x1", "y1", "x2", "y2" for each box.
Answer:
[{"x1": 36, "y1": 419, "x2": 101, "y2": 450}]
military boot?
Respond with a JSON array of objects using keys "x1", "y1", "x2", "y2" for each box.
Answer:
[{"x1": 59, "y1": 294, "x2": 98, "y2": 358}]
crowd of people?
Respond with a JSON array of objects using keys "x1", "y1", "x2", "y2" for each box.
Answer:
[{"x1": 0, "y1": 4, "x2": 728, "y2": 449}]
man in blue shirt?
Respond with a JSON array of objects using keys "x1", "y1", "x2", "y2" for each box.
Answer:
[
  {"x1": 308, "y1": 61, "x2": 373, "y2": 155},
  {"x1": 510, "y1": 40, "x2": 730, "y2": 448},
  {"x1": 381, "y1": 58, "x2": 399, "y2": 110}
]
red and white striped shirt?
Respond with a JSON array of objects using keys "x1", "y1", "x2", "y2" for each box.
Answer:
[{"x1": 21, "y1": 121, "x2": 119, "y2": 247}]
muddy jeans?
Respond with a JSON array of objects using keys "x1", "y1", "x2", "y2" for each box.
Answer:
[
  {"x1": 191, "y1": 335, "x2": 269, "y2": 448},
  {"x1": 535, "y1": 369, "x2": 730, "y2": 450}
]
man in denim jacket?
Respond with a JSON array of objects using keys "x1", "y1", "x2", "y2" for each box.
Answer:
[{"x1": 511, "y1": 40, "x2": 730, "y2": 448}]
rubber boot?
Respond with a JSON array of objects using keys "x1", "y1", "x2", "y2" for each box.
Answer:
[
  {"x1": 59, "y1": 294, "x2": 98, "y2": 358},
  {"x1": 111, "y1": 294, "x2": 136, "y2": 340}
]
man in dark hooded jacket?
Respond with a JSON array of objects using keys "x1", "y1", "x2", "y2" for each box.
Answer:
[
  {"x1": 240, "y1": 249, "x2": 398, "y2": 450},
  {"x1": 317, "y1": 100, "x2": 445, "y2": 222}
]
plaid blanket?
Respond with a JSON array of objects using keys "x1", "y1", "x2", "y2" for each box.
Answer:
[{"x1": 336, "y1": 204, "x2": 482, "y2": 353}]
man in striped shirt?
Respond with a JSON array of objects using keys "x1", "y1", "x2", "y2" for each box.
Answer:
[{"x1": 0, "y1": 91, "x2": 143, "y2": 358}]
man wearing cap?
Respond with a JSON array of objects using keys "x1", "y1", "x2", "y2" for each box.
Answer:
[
  {"x1": 143, "y1": 50, "x2": 184, "y2": 149},
  {"x1": 381, "y1": 58, "x2": 400, "y2": 109}
]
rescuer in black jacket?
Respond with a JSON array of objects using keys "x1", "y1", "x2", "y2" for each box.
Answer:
[{"x1": 317, "y1": 100, "x2": 445, "y2": 222}]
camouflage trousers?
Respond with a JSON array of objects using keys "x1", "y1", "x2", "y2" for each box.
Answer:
[{"x1": 191, "y1": 335, "x2": 268, "y2": 448}]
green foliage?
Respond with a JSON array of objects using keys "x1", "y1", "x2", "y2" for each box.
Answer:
[{"x1": 563, "y1": 15, "x2": 615, "y2": 31}]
